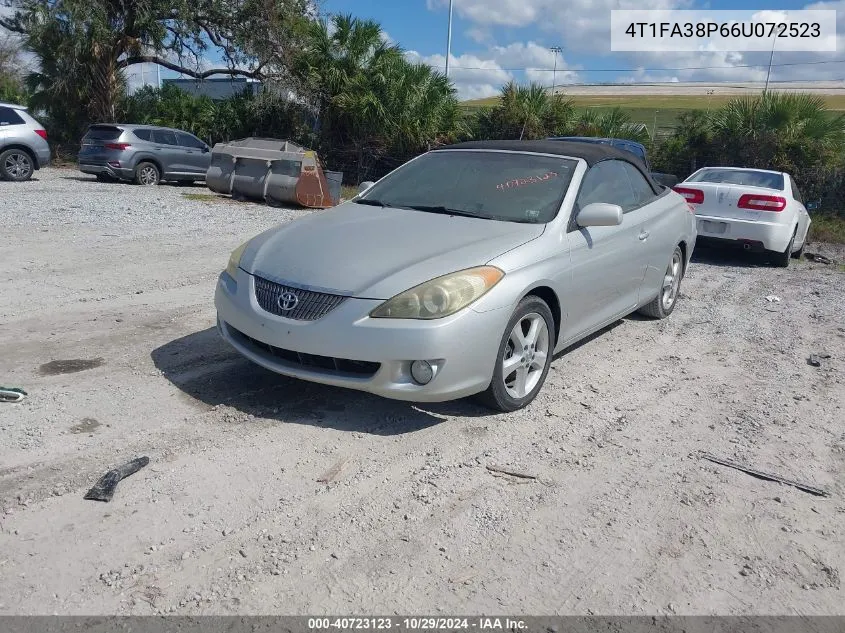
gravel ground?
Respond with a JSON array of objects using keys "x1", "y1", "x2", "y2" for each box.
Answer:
[{"x1": 1, "y1": 167, "x2": 844, "y2": 615}]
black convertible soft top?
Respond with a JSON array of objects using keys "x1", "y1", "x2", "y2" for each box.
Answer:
[{"x1": 434, "y1": 139, "x2": 662, "y2": 192}]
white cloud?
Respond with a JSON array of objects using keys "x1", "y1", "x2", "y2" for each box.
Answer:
[
  {"x1": 466, "y1": 27, "x2": 492, "y2": 44},
  {"x1": 407, "y1": 41, "x2": 579, "y2": 100},
  {"x1": 406, "y1": 50, "x2": 511, "y2": 99},
  {"x1": 487, "y1": 41, "x2": 579, "y2": 84},
  {"x1": 426, "y1": 0, "x2": 844, "y2": 86}
]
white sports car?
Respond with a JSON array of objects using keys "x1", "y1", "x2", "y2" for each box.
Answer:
[{"x1": 674, "y1": 167, "x2": 812, "y2": 267}]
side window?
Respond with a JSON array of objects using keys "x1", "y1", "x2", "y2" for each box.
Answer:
[
  {"x1": 176, "y1": 132, "x2": 206, "y2": 149},
  {"x1": 576, "y1": 160, "x2": 637, "y2": 212},
  {"x1": 133, "y1": 129, "x2": 152, "y2": 141},
  {"x1": 152, "y1": 129, "x2": 178, "y2": 145},
  {"x1": 0, "y1": 106, "x2": 25, "y2": 126},
  {"x1": 790, "y1": 176, "x2": 803, "y2": 204},
  {"x1": 622, "y1": 162, "x2": 658, "y2": 208}
]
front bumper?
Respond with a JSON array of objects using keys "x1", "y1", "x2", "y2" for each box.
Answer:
[
  {"x1": 695, "y1": 214, "x2": 793, "y2": 252},
  {"x1": 214, "y1": 270, "x2": 512, "y2": 402}
]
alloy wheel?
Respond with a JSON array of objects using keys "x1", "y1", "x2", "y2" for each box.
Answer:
[
  {"x1": 139, "y1": 165, "x2": 158, "y2": 185},
  {"x1": 4, "y1": 152, "x2": 32, "y2": 180},
  {"x1": 661, "y1": 249, "x2": 683, "y2": 311},
  {"x1": 501, "y1": 312, "x2": 550, "y2": 400}
]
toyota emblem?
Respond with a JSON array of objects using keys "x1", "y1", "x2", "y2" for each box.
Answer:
[{"x1": 277, "y1": 291, "x2": 299, "y2": 311}]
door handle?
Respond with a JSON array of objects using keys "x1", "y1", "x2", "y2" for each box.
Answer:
[{"x1": 638, "y1": 231, "x2": 650, "y2": 241}]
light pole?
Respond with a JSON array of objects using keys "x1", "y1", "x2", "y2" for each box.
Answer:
[
  {"x1": 445, "y1": 0, "x2": 454, "y2": 78},
  {"x1": 549, "y1": 46, "x2": 562, "y2": 95},
  {"x1": 763, "y1": 34, "x2": 776, "y2": 96}
]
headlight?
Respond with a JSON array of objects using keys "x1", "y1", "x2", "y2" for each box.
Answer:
[
  {"x1": 225, "y1": 241, "x2": 249, "y2": 279},
  {"x1": 370, "y1": 266, "x2": 504, "y2": 319}
]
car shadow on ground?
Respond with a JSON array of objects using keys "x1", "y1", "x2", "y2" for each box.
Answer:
[
  {"x1": 61, "y1": 175, "x2": 207, "y2": 188},
  {"x1": 691, "y1": 244, "x2": 775, "y2": 268},
  {"x1": 151, "y1": 327, "x2": 496, "y2": 436}
]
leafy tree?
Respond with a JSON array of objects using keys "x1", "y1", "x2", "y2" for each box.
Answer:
[
  {"x1": 0, "y1": 33, "x2": 27, "y2": 103},
  {"x1": 1, "y1": 0, "x2": 311, "y2": 130}
]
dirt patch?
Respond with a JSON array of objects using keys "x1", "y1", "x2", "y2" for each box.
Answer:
[
  {"x1": 69, "y1": 418, "x2": 101, "y2": 434},
  {"x1": 38, "y1": 358, "x2": 105, "y2": 376},
  {"x1": 1, "y1": 169, "x2": 844, "y2": 616}
]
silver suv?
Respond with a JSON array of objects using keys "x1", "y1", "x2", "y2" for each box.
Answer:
[
  {"x1": 78, "y1": 124, "x2": 212, "y2": 185},
  {"x1": 0, "y1": 102, "x2": 51, "y2": 182}
]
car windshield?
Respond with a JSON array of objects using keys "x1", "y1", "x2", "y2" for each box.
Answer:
[
  {"x1": 687, "y1": 168, "x2": 784, "y2": 190},
  {"x1": 358, "y1": 150, "x2": 578, "y2": 224}
]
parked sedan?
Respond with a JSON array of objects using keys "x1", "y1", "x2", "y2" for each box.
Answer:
[
  {"x1": 215, "y1": 140, "x2": 697, "y2": 411},
  {"x1": 674, "y1": 166, "x2": 811, "y2": 266},
  {"x1": 77, "y1": 124, "x2": 211, "y2": 185}
]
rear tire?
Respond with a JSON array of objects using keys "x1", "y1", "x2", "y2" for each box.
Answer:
[
  {"x1": 638, "y1": 245, "x2": 684, "y2": 319},
  {"x1": 772, "y1": 232, "x2": 795, "y2": 268},
  {"x1": 134, "y1": 161, "x2": 160, "y2": 186},
  {"x1": 0, "y1": 148, "x2": 34, "y2": 182},
  {"x1": 476, "y1": 296, "x2": 555, "y2": 413},
  {"x1": 791, "y1": 235, "x2": 806, "y2": 259}
]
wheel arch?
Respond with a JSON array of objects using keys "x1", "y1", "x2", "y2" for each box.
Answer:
[
  {"x1": 520, "y1": 285, "x2": 561, "y2": 346},
  {"x1": 0, "y1": 144, "x2": 37, "y2": 166},
  {"x1": 677, "y1": 239, "x2": 689, "y2": 269},
  {"x1": 133, "y1": 155, "x2": 164, "y2": 175}
]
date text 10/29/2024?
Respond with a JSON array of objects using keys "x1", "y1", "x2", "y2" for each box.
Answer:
[{"x1": 308, "y1": 618, "x2": 527, "y2": 631}]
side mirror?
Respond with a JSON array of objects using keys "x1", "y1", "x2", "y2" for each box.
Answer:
[
  {"x1": 576, "y1": 202, "x2": 623, "y2": 228},
  {"x1": 358, "y1": 181, "x2": 375, "y2": 195},
  {"x1": 202, "y1": 145, "x2": 210, "y2": 153},
  {"x1": 806, "y1": 200, "x2": 820, "y2": 211}
]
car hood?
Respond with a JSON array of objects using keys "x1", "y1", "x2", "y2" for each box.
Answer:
[{"x1": 239, "y1": 202, "x2": 545, "y2": 299}]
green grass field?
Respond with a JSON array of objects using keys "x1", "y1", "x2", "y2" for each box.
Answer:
[{"x1": 460, "y1": 94, "x2": 845, "y2": 136}]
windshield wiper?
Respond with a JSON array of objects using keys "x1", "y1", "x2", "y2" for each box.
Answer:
[
  {"x1": 403, "y1": 205, "x2": 483, "y2": 219},
  {"x1": 355, "y1": 198, "x2": 388, "y2": 207}
]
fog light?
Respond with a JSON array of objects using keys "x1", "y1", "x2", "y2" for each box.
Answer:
[
  {"x1": 108, "y1": 160, "x2": 121, "y2": 168},
  {"x1": 410, "y1": 360, "x2": 434, "y2": 385}
]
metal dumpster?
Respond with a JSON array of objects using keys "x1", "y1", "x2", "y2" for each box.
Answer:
[{"x1": 205, "y1": 137, "x2": 341, "y2": 209}]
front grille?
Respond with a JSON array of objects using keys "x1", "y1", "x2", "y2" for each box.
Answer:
[
  {"x1": 254, "y1": 275, "x2": 347, "y2": 321},
  {"x1": 228, "y1": 325, "x2": 381, "y2": 377}
]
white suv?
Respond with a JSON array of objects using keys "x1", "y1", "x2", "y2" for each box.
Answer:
[{"x1": 0, "y1": 102, "x2": 51, "y2": 182}]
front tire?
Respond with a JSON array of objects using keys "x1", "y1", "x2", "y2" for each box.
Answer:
[
  {"x1": 0, "y1": 149, "x2": 34, "y2": 182},
  {"x1": 638, "y1": 245, "x2": 684, "y2": 319},
  {"x1": 134, "y1": 161, "x2": 160, "y2": 186},
  {"x1": 476, "y1": 296, "x2": 555, "y2": 413}
]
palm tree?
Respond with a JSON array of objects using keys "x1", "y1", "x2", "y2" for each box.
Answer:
[
  {"x1": 476, "y1": 81, "x2": 574, "y2": 140},
  {"x1": 572, "y1": 107, "x2": 649, "y2": 143},
  {"x1": 707, "y1": 92, "x2": 845, "y2": 173},
  {"x1": 295, "y1": 13, "x2": 464, "y2": 181}
]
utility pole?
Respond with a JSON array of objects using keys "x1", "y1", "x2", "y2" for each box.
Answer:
[
  {"x1": 445, "y1": 0, "x2": 454, "y2": 78},
  {"x1": 549, "y1": 46, "x2": 562, "y2": 95}
]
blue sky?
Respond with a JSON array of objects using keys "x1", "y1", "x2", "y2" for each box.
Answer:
[
  {"x1": 318, "y1": 0, "x2": 844, "y2": 99},
  {"x1": 118, "y1": 0, "x2": 845, "y2": 98}
]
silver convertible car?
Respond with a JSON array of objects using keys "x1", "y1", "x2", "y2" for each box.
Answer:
[{"x1": 215, "y1": 140, "x2": 697, "y2": 411}]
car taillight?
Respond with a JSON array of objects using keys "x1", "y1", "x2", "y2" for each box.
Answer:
[
  {"x1": 673, "y1": 186, "x2": 704, "y2": 204},
  {"x1": 737, "y1": 194, "x2": 786, "y2": 212},
  {"x1": 35, "y1": 129, "x2": 48, "y2": 140},
  {"x1": 105, "y1": 142, "x2": 131, "y2": 150}
]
